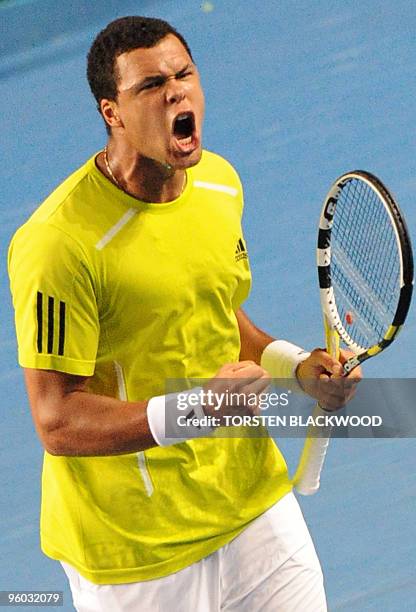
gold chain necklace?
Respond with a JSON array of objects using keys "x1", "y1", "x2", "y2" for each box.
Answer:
[
  {"x1": 103, "y1": 146, "x2": 187, "y2": 195},
  {"x1": 103, "y1": 145, "x2": 121, "y2": 188}
]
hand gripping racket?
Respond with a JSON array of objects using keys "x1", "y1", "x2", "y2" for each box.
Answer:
[{"x1": 293, "y1": 170, "x2": 414, "y2": 495}]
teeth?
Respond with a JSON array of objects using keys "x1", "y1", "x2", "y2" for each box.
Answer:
[{"x1": 176, "y1": 112, "x2": 191, "y2": 120}]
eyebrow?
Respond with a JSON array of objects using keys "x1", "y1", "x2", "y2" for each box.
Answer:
[{"x1": 129, "y1": 63, "x2": 194, "y2": 93}]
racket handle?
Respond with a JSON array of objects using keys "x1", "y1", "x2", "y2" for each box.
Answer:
[{"x1": 293, "y1": 404, "x2": 333, "y2": 495}]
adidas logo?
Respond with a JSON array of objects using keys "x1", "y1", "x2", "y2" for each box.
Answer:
[{"x1": 235, "y1": 238, "x2": 248, "y2": 262}]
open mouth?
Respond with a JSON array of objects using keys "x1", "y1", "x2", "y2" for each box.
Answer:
[{"x1": 172, "y1": 112, "x2": 195, "y2": 146}]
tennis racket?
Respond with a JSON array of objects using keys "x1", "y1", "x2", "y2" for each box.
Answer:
[{"x1": 293, "y1": 170, "x2": 414, "y2": 495}]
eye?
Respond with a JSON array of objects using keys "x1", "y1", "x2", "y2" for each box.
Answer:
[
  {"x1": 178, "y1": 70, "x2": 193, "y2": 80},
  {"x1": 141, "y1": 77, "x2": 164, "y2": 91}
]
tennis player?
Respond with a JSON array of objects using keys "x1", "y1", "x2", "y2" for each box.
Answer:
[{"x1": 8, "y1": 16, "x2": 360, "y2": 612}]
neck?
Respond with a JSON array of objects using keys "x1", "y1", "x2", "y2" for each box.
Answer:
[{"x1": 100, "y1": 140, "x2": 186, "y2": 203}]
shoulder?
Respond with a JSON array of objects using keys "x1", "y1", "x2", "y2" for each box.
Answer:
[
  {"x1": 8, "y1": 157, "x2": 96, "y2": 280},
  {"x1": 28, "y1": 155, "x2": 98, "y2": 226},
  {"x1": 9, "y1": 221, "x2": 84, "y2": 259},
  {"x1": 193, "y1": 150, "x2": 243, "y2": 193},
  {"x1": 9, "y1": 154, "x2": 103, "y2": 266},
  {"x1": 8, "y1": 221, "x2": 89, "y2": 292}
]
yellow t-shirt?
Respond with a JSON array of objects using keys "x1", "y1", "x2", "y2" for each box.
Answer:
[{"x1": 8, "y1": 150, "x2": 292, "y2": 583}]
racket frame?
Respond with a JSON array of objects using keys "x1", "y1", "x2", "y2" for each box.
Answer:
[
  {"x1": 294, "y1": 170, "x2": 414, "y2": 495},
  {"x1": 317, "y1": 170, "x2": 413, "y2": 373}
]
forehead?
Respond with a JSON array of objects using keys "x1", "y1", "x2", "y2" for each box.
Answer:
[{"x1": 115, "y1": 34, "x2": 193, "y2": 91}]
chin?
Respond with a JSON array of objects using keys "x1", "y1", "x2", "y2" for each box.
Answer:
[{"x1": 172, "y1": 147, "x2": 203, "y2": 170}]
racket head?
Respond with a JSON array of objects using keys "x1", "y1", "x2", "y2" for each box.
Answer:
[{"x1": 317, "y1": 171, "x2": 413, "y2": 371}]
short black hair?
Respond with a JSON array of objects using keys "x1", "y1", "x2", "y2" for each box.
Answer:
[{"x1": 87, "y1": 16, "x2": 194, "y2": 126}]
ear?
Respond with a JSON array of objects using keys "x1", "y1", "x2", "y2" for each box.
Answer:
[{"x1": 100, "y1": 99, "x2": 123, "y2": 130}]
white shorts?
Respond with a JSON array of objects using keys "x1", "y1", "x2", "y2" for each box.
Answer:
[{"x1": 62, "y1": 492, "x2": 327, "y2": 612}]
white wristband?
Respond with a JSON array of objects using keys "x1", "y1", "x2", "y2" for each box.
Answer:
[
  {"x1": 260, "y1": 340, "x2": 310, "y2": 393},
  {"x1": 147, "y1": 387, "x2": 215, "y2": 447}
]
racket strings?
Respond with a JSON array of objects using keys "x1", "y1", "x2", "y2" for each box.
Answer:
[{"x1": 331, "y1": 178, "x2": 401, "y2": 349}]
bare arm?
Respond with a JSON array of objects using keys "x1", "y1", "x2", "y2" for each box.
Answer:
[
  {"x1": 24, "y1": 368, "x2": 156, "y2": 457},
  {"x1": 24, "y1": 360, "x2": 271, "y2": 457},
  {"x1": 236, "y1": 308, "x2": 274, "y2": 364},
  {"x1": 236, "y1": 308, "x2": 362, "y2": 409},
  {"x1": 25, "y1": 310, "x2": 269, "y2": 457}
]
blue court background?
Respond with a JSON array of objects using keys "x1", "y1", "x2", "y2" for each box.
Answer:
[{"x1": 1, "y1": 0, "x2": 415, "y2": 609}]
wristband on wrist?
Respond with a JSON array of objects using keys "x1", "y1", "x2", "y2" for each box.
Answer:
[
  {"x1": 147, "y1": 387, "x2": 215, "y2": 447},
  {"x1": 260, "y1": 339, "x2": 311, "y2": 393}
]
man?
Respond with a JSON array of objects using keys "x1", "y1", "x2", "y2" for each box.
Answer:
[{"x1": 8, "y1": 16, "x2": 359, "y2": 612}]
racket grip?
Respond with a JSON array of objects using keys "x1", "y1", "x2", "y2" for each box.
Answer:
[{"x1": 293, "y1": 404, "x2": 333, "y2": 495}]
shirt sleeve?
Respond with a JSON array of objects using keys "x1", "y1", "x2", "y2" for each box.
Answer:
[{"x1": 8, "y1": 222, "x2": 99, "y2": 376}]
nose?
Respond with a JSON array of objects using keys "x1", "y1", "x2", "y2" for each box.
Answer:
[{"x1": 165, "y1": 76, "x2": 186, "y2": 105}]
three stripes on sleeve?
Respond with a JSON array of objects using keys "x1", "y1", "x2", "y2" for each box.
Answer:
[{"x1": 36, "y1": 291, "x2": 66, "y2": 356}]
